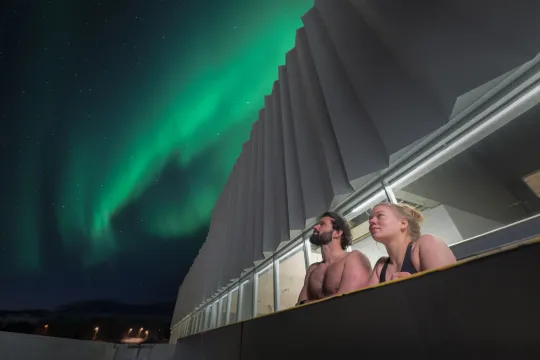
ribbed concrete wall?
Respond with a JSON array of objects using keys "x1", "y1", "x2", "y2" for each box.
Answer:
[
  {"x1": 0, "y1": 331, "x2": 176, "y2": 360},
  {"x1": 173, "y1": 0, "x2": 540, "y2": 324}
]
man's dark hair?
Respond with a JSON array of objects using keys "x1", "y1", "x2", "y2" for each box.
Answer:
[{"x1": 321, "y1": 211, "x2": 352, "y2": 250}]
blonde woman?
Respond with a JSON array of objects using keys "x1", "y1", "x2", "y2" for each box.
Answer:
[{"x1": 367, "y1": 202, "x2": 456, "y2": 285}]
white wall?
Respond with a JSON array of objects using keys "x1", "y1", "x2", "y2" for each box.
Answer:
[
  {"x1": 444, "y1": 205, "x2": 504, "y2": 240},
  {"x1": 351, "y1": 236, "x2": 387, "y2": 267},
  {"x1": 278, "y1": 249, "x2": 306, "y2": 310},
  {"x1": 309, "y1": 245, "x2": 323, "y2": 264},
  {"x1": 0, "y1": 331, "x2": 116, "y2": 360},
  {"x1": 403, "y1": 154, "x2": 526, "y2": 224},
  {"x1": 146, "y1": 344, "x2": 176, "y2": 360},
  {"x1": 114, "y1": 344, "x2": 176, "y2": 360},
  {"x1": 422, "y1": 205, "x2": 464, "y2": 245},
  {"x1": 0, "y1": 331, "x2": 177, "y2": 360}
]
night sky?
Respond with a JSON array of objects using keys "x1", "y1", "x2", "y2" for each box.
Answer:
[{"x1": 0, "y1": 0, "x2": 312, "y2": 310}]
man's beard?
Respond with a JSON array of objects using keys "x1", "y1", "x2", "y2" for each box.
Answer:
[{"x1": 309, "y1": 230, "x2": 332, "y2": 247}]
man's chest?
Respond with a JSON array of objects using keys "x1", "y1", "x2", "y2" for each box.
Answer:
[{"x1": 308, "y1": 263, "x2": 345, "y2": 297}]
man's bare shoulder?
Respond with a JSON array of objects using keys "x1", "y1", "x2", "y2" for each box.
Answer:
[
  {"x1": 307, "y1": 262, "x2": 322, "y2": 273},
  {"x1": 346, "y1": 250, "x2": 373, "y2": 271},
  {"x1": 346, "y1": 250, "x2": 367, "y2": 261}
]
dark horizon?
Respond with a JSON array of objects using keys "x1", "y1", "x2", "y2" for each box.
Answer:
[
  {"x1": 0, "y1": 299, "x2": 175, "y2": 314},
  {"x1": 0, "y1": 299, "x2": 174, "y2": 343}
]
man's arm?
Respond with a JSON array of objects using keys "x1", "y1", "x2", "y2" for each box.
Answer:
[
  {"x1": 336, "y1": 251, "x2": 372, "y2": 294},
  {"x1": 296, "y1": 263, "x2": 317, "y2": 305},
  {"x1": 417, "y1": 234, "x2": 457, "y2": 271}
]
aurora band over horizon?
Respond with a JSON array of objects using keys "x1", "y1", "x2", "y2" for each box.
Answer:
[{"x1": 13, "y1": 0, "x2": 314, "y2": 270}]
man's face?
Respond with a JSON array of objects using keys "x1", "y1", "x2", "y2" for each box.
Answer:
[{"x1": 309, "y1": 216, "x2": 335, "y2": 246}]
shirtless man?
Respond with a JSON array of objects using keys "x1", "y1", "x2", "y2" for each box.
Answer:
[{"x1": 296, "y1": 212, "x2": 372, "y2": 305}]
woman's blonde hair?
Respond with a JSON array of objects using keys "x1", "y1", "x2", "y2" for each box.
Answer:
[{"x1": 376, "y1": 202, "x2": 425, "y2": 241}]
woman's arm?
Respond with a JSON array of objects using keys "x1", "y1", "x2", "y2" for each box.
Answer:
[
  {"x1": 367, "y1": 257, "x2": 387, "y2": 286},
  {"x1": 417, "y1": 234, "x2": 457, "y2": 271}
]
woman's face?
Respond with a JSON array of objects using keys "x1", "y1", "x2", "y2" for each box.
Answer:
[{"x1": 368, "y1": 205, "x2": 406, "y2": 243}]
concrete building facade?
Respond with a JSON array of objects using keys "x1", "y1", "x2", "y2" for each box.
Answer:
[{"x1": 170, "y1": 0, "x2": 540, "y2": 342}]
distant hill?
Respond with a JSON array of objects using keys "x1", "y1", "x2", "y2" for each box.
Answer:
[
  {"x1": 55, "y1": 300, "x2": 175, "y2": 317},
  {"x1": 0, "y1": 300, "x2": 175, "y2": 342},
  {"x1": 0, "y1": 300, "x2": 174, "y2": 317},
  {"x1": 0, "y1": 309, "x2": 50, "y2": 317}
]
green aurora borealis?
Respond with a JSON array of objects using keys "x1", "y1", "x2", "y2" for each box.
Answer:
[{"x1": 5, "y1": 0, "x2": 314, "y2": 273}]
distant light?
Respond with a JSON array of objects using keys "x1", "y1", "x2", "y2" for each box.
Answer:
[
  {"x1": 120, "y1": 337, "x2": 145, "y2": 344},
  {"x1": 129, "y1": 328, "x2": 133, "y2": 331},
  {"x1": 94, "y1": 327, "x2": 99, "y2": 331},
  {"x1": 44, "y1": 324, "x2": 49, "y2": 329}
]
